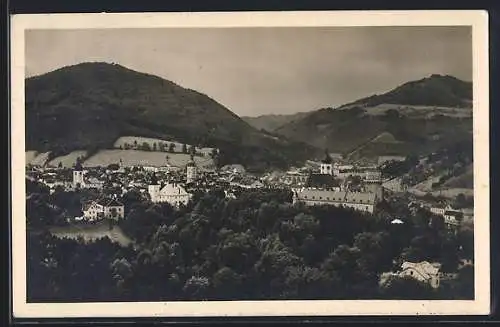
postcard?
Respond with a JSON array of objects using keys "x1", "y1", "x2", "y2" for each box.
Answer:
[{"x1": 10, "y1": 10, "x2": 490, "y2": 318}]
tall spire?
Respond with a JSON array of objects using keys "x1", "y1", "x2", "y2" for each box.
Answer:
[
  {"x1": 322, "y1": 148, "x2": 332, "y2": 164},
  {"x1": 150, "y1": 173, "x2": 159, "y2": 185}
]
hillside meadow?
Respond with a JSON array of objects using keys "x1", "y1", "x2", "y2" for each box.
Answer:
[
  {"x1": 26, "y1": 149, "x2": 215, "y2": 169},
  {"x1": 83, "y1": 150, "x2": 214, "y2": 168},
  {"x1": 114, "y1": 136, "x2": 216, "y2": 156},
  {"x1": 47, "y1": 151, "x2": 88, "y2": 168}
]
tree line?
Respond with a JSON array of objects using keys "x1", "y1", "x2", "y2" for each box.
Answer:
[{"x1": 27, "y1": 187, "x2": 474, "y2": 302}]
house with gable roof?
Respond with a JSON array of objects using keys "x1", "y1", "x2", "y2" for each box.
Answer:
[
  {"x1": 399, "y1": 261, "x2": 442, "y2": 289},
  {"x1": 82, "y1": 197, "x2": 125, "y2": 222}
]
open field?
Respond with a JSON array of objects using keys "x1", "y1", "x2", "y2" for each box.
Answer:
[
  {"x1": 29, "y1": 151, "x2": 51, "y2": 166},
  {"x1": 114, "y1": 136, "x2": 216, "y2": 156},
  {"x1": 83, "y1": 149, "x2": 215, "y2": 168},
  {"x1": 49, "y1": 222, "x2": 133, "y2": 247},
  {"x1": 371, "y1": 131, "x2": 401, "y2": 144},
  {"x1": 408, "y1": 187, "x2": 473, "y2": 199},
  {"x1": 26, "y1": 151, "x2": 38, "y2": 164},
  {"x1": 47, "y1": 150, "x2": 88, "y2": 168},
  {"x1": 362, "y1": 104, "x2": 472, "y2": 118}
]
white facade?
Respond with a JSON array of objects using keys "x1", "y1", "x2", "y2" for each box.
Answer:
[
  {"x1": 148, "y1": 182, "x2": 192, "y2": 207},
  {"x1": 83, "y1": 199, "x2": 125, "y2": 221},
  {"x1": 430, "y1": 206, "x2": 446, "y2": 216},
  {"x1": 83, "y1": 202, "x2": 104, "y2": 221},
  {"x1": 430, "y1": 204, "x2": 463, "y2": 226},
  {"x1": 320, "y1": 163, "x2": 334, "y2": 175}
]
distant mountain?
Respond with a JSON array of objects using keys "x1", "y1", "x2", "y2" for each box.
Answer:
[
  {"x1": 243, "y1": 112, "x2": 310, "y2": 132},
  {"x1": 340, "y1": 74, "x2": 472, "y2": 109},
  {"x1": 25, "y1": 62, "x2": 319, "y2": 172},
  {"x1": 275, "y1": 74, "x2": 473, "y2": 160}
]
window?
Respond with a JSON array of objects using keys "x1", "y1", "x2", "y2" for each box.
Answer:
[
  {"x1": 312, "y1": 196, "x2": 315, "y2": 200},
  {"x1": 319, "y1": 196, "x2": 322, "y2": 200},
  {"x1": 326, "y1": 197, "x2": 330, "y2": 200}
]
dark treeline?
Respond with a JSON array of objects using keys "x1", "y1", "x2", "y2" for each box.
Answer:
[{"x1": 27, "y1": 188, "x2": 474, "y2": 302}]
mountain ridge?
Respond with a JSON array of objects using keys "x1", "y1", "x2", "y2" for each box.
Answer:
[
  {"x1": 273, "y1": 74, "x2": 473, "y2": 159},
  {"x1": 25, "y1": 62, "x2": 319, "y2": 172}
]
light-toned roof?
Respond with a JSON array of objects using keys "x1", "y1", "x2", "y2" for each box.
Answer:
[
  {"x1": 401, "y1": 261, "x2": 441, "y2": 276},
  {"x1": 158, "y1": 183, "x2": 190, "y2": 196}
]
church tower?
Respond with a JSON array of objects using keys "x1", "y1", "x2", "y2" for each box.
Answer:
[
  {"x1": 73, "y1": 161, "x2": 85, "y2": 188},
  {"x1": 148, "y1": 173, "x2": 160, "y2": 203},
  {"x1": 186, "y1": 155, "x2": 198, "y2": 183},
  {"x1": 320, "y1": 150, "x2": 334, "y2": 175}
]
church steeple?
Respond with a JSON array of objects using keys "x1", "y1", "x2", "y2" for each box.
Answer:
[
  {"x1": 322, "y1": 149, "x2": 332, "y2": 164},
  {"x1": 150, "y1": 173, "x2": 159, "y2": 185}
]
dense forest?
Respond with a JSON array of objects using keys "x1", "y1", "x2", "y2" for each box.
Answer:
[{"x1": 27, "y1": 186, "x2": 474, "y2": 302}]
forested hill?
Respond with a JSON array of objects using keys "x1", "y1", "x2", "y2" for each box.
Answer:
[
  {"x1": 25, "y1": 62, "x2": 318, "y2": 172},
  {"x1": 274, "y1": 74, "x2": 473, "y2": 159},
  {"x1": 339, "y1": 74, "x2": 472, "y2": 109}
]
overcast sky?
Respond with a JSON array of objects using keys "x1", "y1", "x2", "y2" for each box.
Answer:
[{"x1": 25, "y1": 26, "x2": 472, "y2": 117}]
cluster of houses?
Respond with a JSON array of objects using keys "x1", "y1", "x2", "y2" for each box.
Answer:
[{"x1": 28, "y1": 154, "x2": 272, "y2": 223}]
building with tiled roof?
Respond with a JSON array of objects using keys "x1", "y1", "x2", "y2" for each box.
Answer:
[
  {"x1": 82, "y1": 197, "x2": 125, "y2": 221},
  {"x1": 292, "y1": 188, "x2": 379, "y2": 213},
  {"x1": 148, "y1": 181, "x2": 192, "y2": 207}
]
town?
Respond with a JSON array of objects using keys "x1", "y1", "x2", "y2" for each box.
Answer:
[
  {"x1": 26, "y1": 143, "x2": 474, "y2": 297},
  {"x1": 27, "y1": 147, "x2": 472, "y2": 229}
]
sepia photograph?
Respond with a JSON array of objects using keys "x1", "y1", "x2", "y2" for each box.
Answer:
[{"x1": 11, "y1": 11, "x2": 490, "y2": 318}]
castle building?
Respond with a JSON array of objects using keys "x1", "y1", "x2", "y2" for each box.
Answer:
[
  {"x1": 148, "y1": 175, "x2": 192, "y2": 207},
  {"x1": 292, "y1": 189, "x2": 379, "y2": 213}
]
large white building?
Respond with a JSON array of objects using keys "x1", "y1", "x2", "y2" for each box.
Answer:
[
  {"x1": 292, "y1": 188, "x2": 379, "y2": 213},
  {"x1": 148, "y1": 181, "x2": 192, "y2": 207}
]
